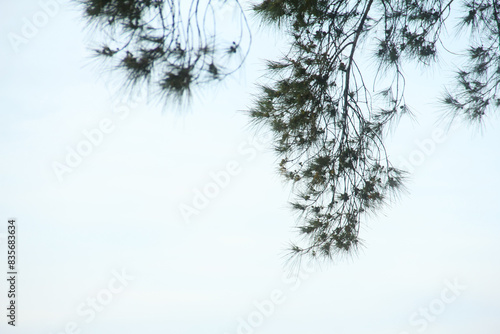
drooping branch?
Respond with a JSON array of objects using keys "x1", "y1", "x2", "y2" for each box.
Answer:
[
  {"x1": 250, "y1": 0, "x2": 409, "y2": 260},
  {"x1": 81, "y1": 0, "x2": 251, "y2": 103},
  {"x1": 79, "y1": 0, "x2": 500, "y2": 263}
]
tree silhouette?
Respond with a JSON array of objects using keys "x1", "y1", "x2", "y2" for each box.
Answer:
[
  {"x1": 81, "y1": 0, "x2": 251, "y2": 102},
  {"x1": 80, "y1": 0, "x2": 499, "y2": 261}
]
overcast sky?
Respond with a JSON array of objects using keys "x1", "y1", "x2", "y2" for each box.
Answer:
[{"x1": 1, "y1": 1, "x2": 499, "y2": 334}]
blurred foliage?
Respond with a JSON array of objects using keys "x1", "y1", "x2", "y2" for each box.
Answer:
[
  {"x1": 80, "y1": 0, "x2": 500, "y2": 262},
  {"x1": 81, "y1": 0, "x2": 250, "y2": 102}
]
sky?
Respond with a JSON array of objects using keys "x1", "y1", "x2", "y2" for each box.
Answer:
[{"x1": 0, "y1": 1, "x2": 499, "y2": 334}]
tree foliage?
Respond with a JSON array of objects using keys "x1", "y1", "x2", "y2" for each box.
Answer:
[
  {"x1": 80, "y1": 0, "x2": 251, "y2": 102},
  {"x1": 443, "y1": 1, "x2": 500, "y2": 122},
  {"x1": 79, "y1": 0, "x2": 500, "y2": 262}
]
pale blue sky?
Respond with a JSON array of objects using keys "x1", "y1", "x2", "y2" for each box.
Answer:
[{"x1": 1, "y1": 1, "x2": 499, "y2": 334}]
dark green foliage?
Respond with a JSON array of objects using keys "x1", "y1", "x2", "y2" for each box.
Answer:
[
  {"x1": 250, "y1": 0, "x2": 498, "y2": 261},
  {"x1": 80, "y1": 0, "x2": 500, "y2": 262},
  {"x1": 442, "y1": 1, "x2": 500, "y2": 123},
  {"x1": 80, "y1": 0, "x2": 251, "y2": 102},
  {"x1": 250, "y1": 0, "x2": 411, "y2": 259}
]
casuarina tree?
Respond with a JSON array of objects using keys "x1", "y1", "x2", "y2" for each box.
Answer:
[{"x1": 79, "y1": 0, "x2": 500, "y2": 261}]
